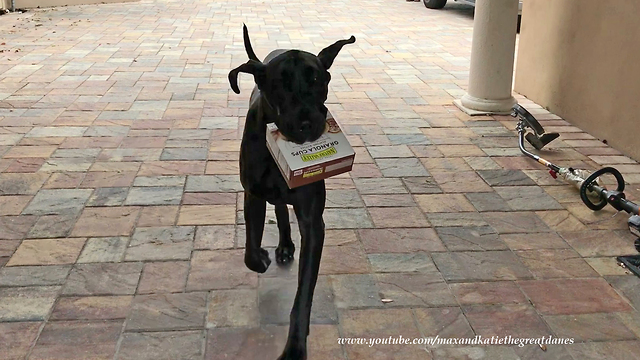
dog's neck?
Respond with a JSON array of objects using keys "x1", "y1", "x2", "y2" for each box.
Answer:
[{"x1": 258, "y1": 92, "x2": 279, "y2": 126}]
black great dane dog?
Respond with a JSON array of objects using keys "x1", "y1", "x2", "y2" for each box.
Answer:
[{"x1": 228, "y1": 26, "x2": 355, "y2": 359}]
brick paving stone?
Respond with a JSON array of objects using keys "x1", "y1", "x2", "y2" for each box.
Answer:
[
  {"x1": 324, "y1": 208, "x2": 373, "y2": 229},
  {"x1": 617, "y1": 312, "x2": 640, "y2": 339},
  {"x1": 435, "y1": 226, "x2": 507, "y2": 251},
  {"x1": 368, "y1": 207, "x2": 429, "y2": 228},
  {"x1": 0, "y1": 195, "x2": 32, "y2": 215},
  {"x1": 421, "y1": 158, "x2": 473, "y2": 172},
  {"x1": 125, "y1": 226, "x2": 194, "y2": 261},
  {"x1": 50, "y1": 296, "x2": 133, "y2": 320},
  {"x1": 367, "y1": 145, "x2": 414, "y2": 158},
  {"x1": 0, "y1": 240, "x2": 20, "y2": 257},
  {"x1": 185, "y1": 175, "x2": 243, "y2": 192},
  {"x1": 80, "y1": 172, "x2": 137, "y2": 188},
  {"x1": 138, "y1": 261, "x2": 190, "y2": 294},
  {"x1": 464, "y1": 156, "x2": 502, "y2": 170},
  {"x1": 77, "y1": 237, "x2": 128, "y2": 263},
  {"x1": 118, "y1": 331, "x2": 204, "y2": 360},
  {"x1": 86, "y1": 187, "x2": 129, "y2": 206},
  {"x1": 161, "y1": 147, "x2": 208, "y2": 161},
  {"x1": 565, "y1": 341, "x2": 640, "y2": 359},
  {"x1": 368, "y1": 253, "x2": 436, "y2": 274},
  {"x1": 320, "y1": 242, "x2": 370, "y2": 275},
  {"x1": 415, "y1": 194, "x2": 476, "y2": 213},
  {"x1": 207, "y1": 289, "x2": 259, "y2": 328},
  {"x1": 177, "y1": 205, "x2": 236, "y2": 226},
  {"x1": 353, "y1": 178, "x2": 407, "y2": 195},
  {"x1": 375, "y1": 158, "x2": 429, "y2": 177},
  {"x1": 450, "y1": 281, "x2": 527, "y2": 305},
  {"x1": 518, "y1": 278, "x2": 633, "y2": 315},
  {"x1": 137, "y1": 205, "x2": 178, "y2": 227},
  {"x1": 63, "y1": 262, "x2": 143, "y2": 296},
  {"x1": 477, "y1": 169, "x2": 536, "y2": 186},
  {"x1": 7, "y1": 238, "x2": 86, "y2": 266},
  {"x1": 72, "y1": 207, "x2": 140, "y2": 237},
  {"x1": 387, "y1": 134, "x2": 431, "y2": 145},
  {"x1": 194, "y1": 225, "x2": 235, "y2": 250},
  {"x1": 0, "y1": 265, "x2": 71, "y2": 286},
  {"x1": 30, "y1": 320, "x2": 122, "y2": 360},
  {"x1": 559, "y1": 230, "x2": 635, "y2": 257},
  {"x1": 432, "y1": 346, "x2": 521, "y2": 360},
  {"x1": 187, "y1": 250, "x2": 257, "y2": 291},
  {"x1": 126, "y1": 292, "x2": 207, "y2": 331},
  {"x1": 516, "y1": 249, "x2": 598, "y2": 279},
  {"x1": 325, "y1": 189, "x2": 364, "y2": 208},
  {"x1": 330, "y1": 274, "x2": 382, "y2": 309},
  {"x1": 361, "y1": 194, "x2": 417, "y2": 207},
  {"x1": 124, "y1": 186, "x2": 183, "y2": 206},
  {"x1": 376, "y1": 272, "x2": 456, "y2": 307},
  {"x1": 432, "y1": 171, "x2": 493, "y2": 193},
  {"x1": 463, "y1": 304, "x2": 551, "y2": 338},
  {"x1": 413, "y1": 307, "x2": 474, "y2": 339},
  {"x1": 205, "y1": 326, "x2": 287, "y2": 360},
  {"x1": 27, "y1": 213, "x2": 78, "y2": 238},
  {"x1": 0, "y1": 173, "x2": 49, "y2": 195},
  {"x1": 427, "y1": 212, "x2": 488, "y2": 228},
  {"x1": 494, "y1": 186, "x2": 563, "y2": 211},
  {"x1": 585, "y1": 257, "x2": 629, "y2": 276},
  {"x1": 565, "y1": 202, "x2": 630, "y2": 230},
  {"x1": 358, "y1": 228, "x2": 445, "y2": 253},
  {"x1": 402, "y1": 176, "x2": 442, "y2": 194},
  {"x1": 535, "y1": 210, "x2": 588, "y2": 231},
  {"x1": 433, "y1": 251, "x2": 533, "y2": 282},
  {"x1": 606, "y1": 276, "x2": 640, "y2": 310},
  {"x1": 0, "y1": 322, "x2": 42, "y2": 360},
  {"x1": 544, "y1": 313, "x2": 636, "y2": 342},
  {"x1": 483, "y1": 211, "x2": 552, "y2": 234},
  {"x1": 464, "y1": 192, "x2": 512, "y2": 212},
  {"x1": 500, "y1": 232, "x2": 570, "y2": 250},
  {"x1": 22, "y1": 189, "x2": 92, "y2": 215},
  {"x1": 133, "y1": 176, "x2": 186, "y2": 187},
  {"x1": 340, "y1": 308, "x2": 425, "y2": 359},
  {"x1": 0, "y1": 286, "x2": 60, "y2": 321}
]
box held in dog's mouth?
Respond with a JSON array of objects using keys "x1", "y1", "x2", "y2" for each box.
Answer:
[{"x1": 266, "y1": 112, "x2": 355, "y2": 189}]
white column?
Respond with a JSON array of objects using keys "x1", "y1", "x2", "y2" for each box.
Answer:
[{"x1": 455, "y1": 0, "x2": 520, "y2": 115}]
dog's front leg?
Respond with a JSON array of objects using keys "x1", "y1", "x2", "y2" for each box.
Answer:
[
  {"x1": 279, "y1": 202, "x2": 325, "y2": 360},
  {"x1": 243, "y1": 191, "x2": 271, "y2": 273}
]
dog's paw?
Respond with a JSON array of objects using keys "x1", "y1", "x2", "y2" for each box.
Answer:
[
  {"x1": 277, "y1": 345, "x2": 306, "y2": 360},
  {"x1": 275, "y1": 243, "x2": 295, "y2": 266},
  {"x1": 244, "y1": 248, "x2": 271, "y2": 273}
]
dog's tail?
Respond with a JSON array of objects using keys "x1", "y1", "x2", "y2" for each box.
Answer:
[{"x1": 243, "y1": 24, "x2": 260, "y2": 62}]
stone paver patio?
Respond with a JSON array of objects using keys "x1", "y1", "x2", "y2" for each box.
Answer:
[{"x1": 2, "y1": 0, "x2": 640, "y2": 359}]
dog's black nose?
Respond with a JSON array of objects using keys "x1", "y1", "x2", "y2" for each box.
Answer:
[{"x1": 300, "y1": 121, "x2": 311, "y2": 133}]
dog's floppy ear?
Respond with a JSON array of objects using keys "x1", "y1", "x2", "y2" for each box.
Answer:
[
  {"x1": 318, "y1": 36, "x2": 356, "y2": 69},
  {"x1": 228, "y1": 59, "x2": 265, "y2": 94}
]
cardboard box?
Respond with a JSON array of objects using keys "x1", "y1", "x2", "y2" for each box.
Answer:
[{"x1": 266, "y1": 112, "x2": 355, "y2": 189}]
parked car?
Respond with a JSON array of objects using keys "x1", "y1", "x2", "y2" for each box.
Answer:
[{"x1": 423, "y1": 0, "x2": 523, "y2": 32}]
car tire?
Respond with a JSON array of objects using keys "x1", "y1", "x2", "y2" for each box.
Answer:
[{"x1": 423, "y1": 0, "x2": 447, "y2": 9}]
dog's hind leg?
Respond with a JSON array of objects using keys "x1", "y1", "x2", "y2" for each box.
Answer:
[
  {"x1": 243, "y1": 191, "x2": 271, "y2": 273},
  {"x1": 275, "y1": 204, "x2": 295, "y2": 265},
  {"x1": 279, "y1": 192, "x2": 325, "y2": 360}
]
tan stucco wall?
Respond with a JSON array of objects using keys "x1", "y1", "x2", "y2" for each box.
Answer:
[
  {"x1": 2, "y1": 0, "x2": 134, "y2": 8},
  {"x1": 515, "y1": 0, "x2": 640, "y2": 161}
]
